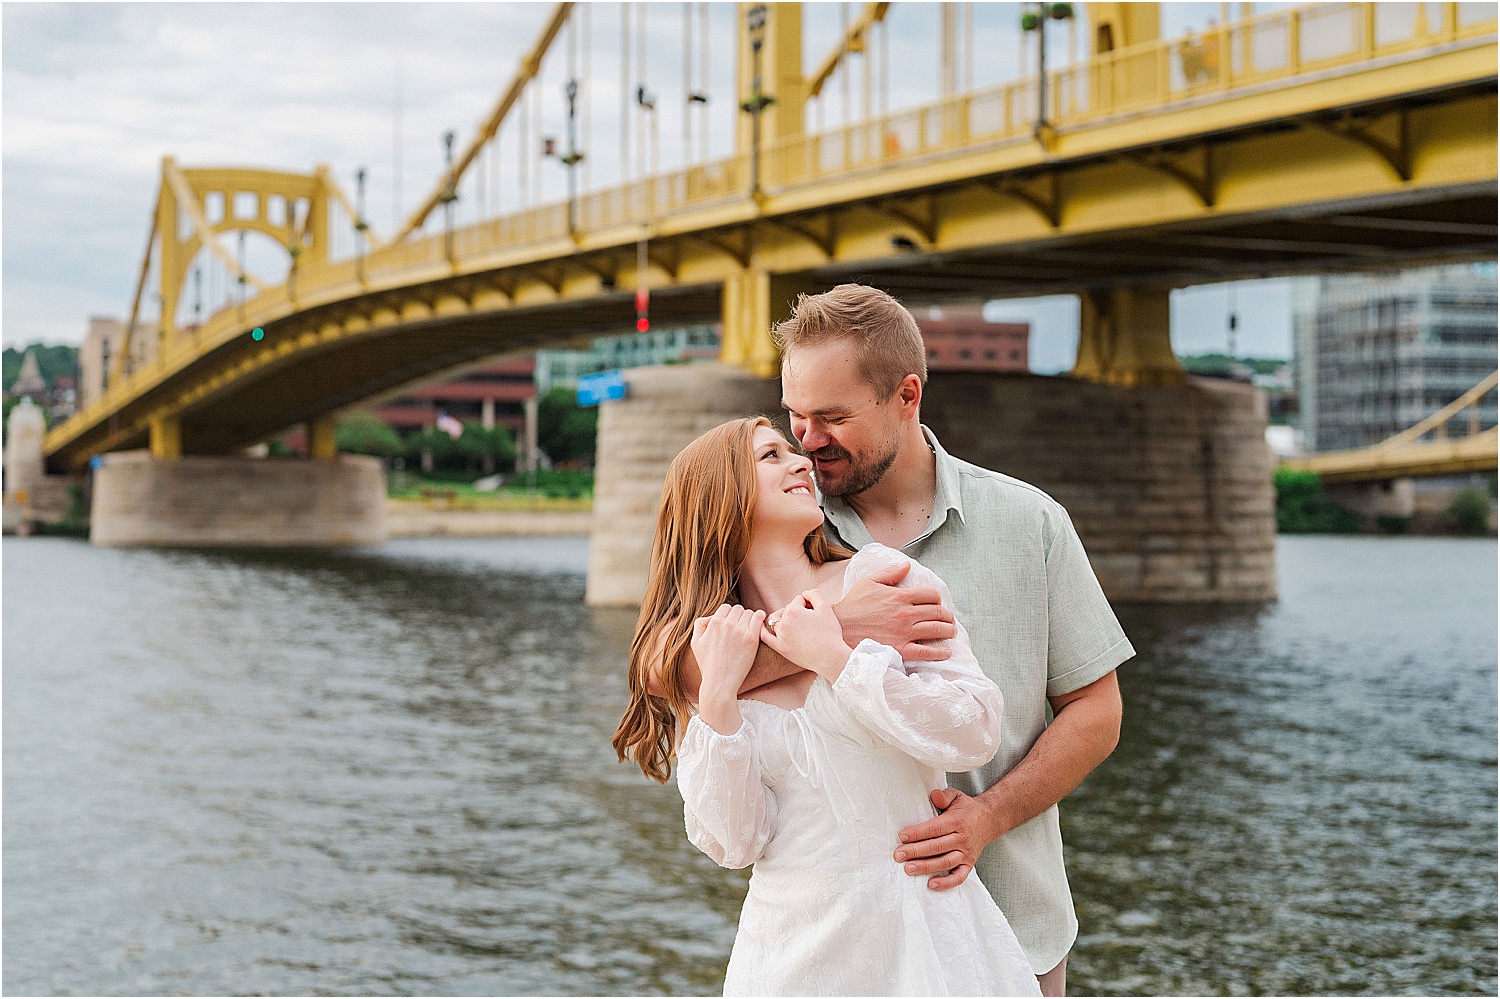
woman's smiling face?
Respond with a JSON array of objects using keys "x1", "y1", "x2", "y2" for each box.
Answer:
[{"x1": 749, "y1": 424, "x2": 823, "y2": 538}]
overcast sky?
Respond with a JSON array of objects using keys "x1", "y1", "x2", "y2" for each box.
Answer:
[{"x1": 2, "y1": 2, "x2": 1292, "y2": 366}]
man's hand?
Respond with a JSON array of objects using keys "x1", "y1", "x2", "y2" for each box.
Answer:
[
  {"x1": 834, "y1": 560, "x2": 956, "y2": 660},
  {"x1": 893, "y1": 670, "x2": 1124, "y2": 891},
  {"x1": 893, "y1": 787, "x2": 997, "y2": 891}
]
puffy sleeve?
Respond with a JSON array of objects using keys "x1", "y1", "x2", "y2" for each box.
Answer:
[
  {"x1": 675, "y1": 713, "x2": 778, "y2": 869},
  {"x1": 821, "y1": 546, "x2": 1005, "y2": 771}
]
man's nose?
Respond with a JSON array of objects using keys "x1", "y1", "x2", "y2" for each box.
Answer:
[{"x1": 799, "y1": 423, "x2": 830, "y2": 451}]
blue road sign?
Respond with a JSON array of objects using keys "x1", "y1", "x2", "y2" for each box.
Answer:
[{"x1": 577, "y1": 370, "x2": 628, "y2": 407}]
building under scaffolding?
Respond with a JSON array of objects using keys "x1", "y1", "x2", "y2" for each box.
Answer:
[{"x1": 1293, "y1": 264, "x2": 1498, "y2": 453}]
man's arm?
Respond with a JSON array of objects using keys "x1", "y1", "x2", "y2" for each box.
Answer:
[
  {"x1": 648, "y1": 560, "x2": 959, "y2": 700},
  {"x1": 892, "y1": 669, "x2": 1122, "y2": 890}
]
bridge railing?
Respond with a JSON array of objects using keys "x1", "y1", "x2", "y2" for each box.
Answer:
[{"x1": 764, "y1": 1, "x2": 1496, "y2": 187}]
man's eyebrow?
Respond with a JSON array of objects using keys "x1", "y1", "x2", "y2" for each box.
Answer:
[{"x1": 780, "y1": 401, "x2": 852, "y2": 417}]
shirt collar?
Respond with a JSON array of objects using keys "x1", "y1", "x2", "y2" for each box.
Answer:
[{"x1": 819, "y1": 424, "x2": 965, "y2": 550}]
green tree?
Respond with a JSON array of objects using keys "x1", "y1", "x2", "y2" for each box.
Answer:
[
  {"x1": 403, "y1": 426, "x2": 461, "y2": 471},
  {"x1": 335, "y1": 411, "x2": 403, "y2": 458},
  {"x1": 3, "y1": 343, "x2": 80, "y2": 392},
  {"x1": 537, "y1": 386, "x2": 598, "y2": 465},
  {"x1": 1445, "y1": 487, "x2": 1494, "y2": 535},
  {"x1": 456, "y1": 421, "x2": 518, "y2": 474},
  {"x1": 1274, "y1": 468, "x2": 1361, "y2": 534}
]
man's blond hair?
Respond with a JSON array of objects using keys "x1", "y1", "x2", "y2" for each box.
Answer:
[{"x1": 771, "y1": 283, "x2": 927, "y2": 398}]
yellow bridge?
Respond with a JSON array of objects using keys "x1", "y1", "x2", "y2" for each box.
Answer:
[
  {"x1": 1284, "y1": 370, "x2": 1498, "y2": 482},
  {"x1": 46, "y1": 1, "x2": 1498, "y2": 474}
]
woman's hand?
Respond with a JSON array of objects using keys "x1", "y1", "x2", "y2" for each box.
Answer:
[
  {"x1": 691, "y1": 604, "x2": 767, "y2": 711},
  {"x1": 761, "y1": 589, "x2": 853, "y2": 682}
]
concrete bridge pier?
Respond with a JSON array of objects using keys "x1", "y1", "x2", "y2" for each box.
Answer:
[
  {"x1": 584, "y1": 363, "x2": 1277, "y2": 607},
  {"x1": 89, "y1": 413, "x2": 387, "y2": 547},
  {"x1": 585, "y1": 363, "x2": 784, "y2": 605}
]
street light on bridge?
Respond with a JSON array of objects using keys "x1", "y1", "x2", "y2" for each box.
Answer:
[
  {"x1": 440, "y1": 130, "x2": 458, "y2": 260},
  {"x1": 741, "y1": 3, "x2": 775, "y2": 197}
]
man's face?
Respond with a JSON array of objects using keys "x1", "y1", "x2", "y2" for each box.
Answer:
[{"x1": 780, "y1": 339, "x2": 905, "y2": 498}]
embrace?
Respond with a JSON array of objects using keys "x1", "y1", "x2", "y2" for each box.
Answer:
[{"x1": 613, "y1": 285, "x2": 1135, "y2": 997}]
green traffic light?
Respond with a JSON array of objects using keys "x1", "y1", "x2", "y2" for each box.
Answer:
[{"x1": 252, "y1": 328, "x2": 264, "y2": 341}]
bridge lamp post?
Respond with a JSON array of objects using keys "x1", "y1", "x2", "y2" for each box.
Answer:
[
  {"x1": 354, "y1": 167, "x2": 370, "y2": 283},
  {"x1": 440, "y1": 130, "x2": 458, "y2": 261},
  {"x1": 237, "y1": 230, "x2": 248, "y2": 317},
  {"x1": 1021, "y1": 2, "x2": 1073, "y2": 144},
  {"x1": 636, "y1": 84, "x2": 660, "y2": 211},
  {"x1": 741, "y1": 4, "x2": 775, "y2": 197},
  {"x1": 547, "y1": 80, "x2": 586, "y2": 236}
]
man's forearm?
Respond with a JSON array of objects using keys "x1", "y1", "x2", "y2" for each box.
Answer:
[
  {"x1": 738, "y1": 641, "x2": 806, "y2": 694},
  {"x1": 662, "y1": 639, "x2": 806, "y2": 701},
  {"x1": 976, "y1": 681, "x2": 1121, "y2": 838}
]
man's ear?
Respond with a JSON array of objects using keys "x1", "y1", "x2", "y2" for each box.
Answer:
[{"x1": 897, "y1": 373, "x2": 923, "y2": 420}]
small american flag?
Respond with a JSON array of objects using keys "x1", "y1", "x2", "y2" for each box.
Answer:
[{"x1": 435, "y1": 412, "x2": 464, "y2": 439}]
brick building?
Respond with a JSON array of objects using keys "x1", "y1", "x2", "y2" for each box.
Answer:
[{"x1": 916, "y1": 304, "x2": 1030, "y2": 372}]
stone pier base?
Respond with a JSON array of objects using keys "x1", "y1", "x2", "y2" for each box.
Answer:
[
  {"x1": 586, "y1": 364, "x2": 782, "y2": 605},
  {"x1": 586, "y1": 365, "x2": 1277, "y2": 606},
  {"x1": 91, "y1": 450, "x2": 387, "y2": 547},
  {"x1": 920, "y1": 373, "x2": 1277, "y2": 602}
]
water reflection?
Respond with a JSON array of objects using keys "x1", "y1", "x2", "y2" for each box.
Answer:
[{"x1": 4, "y1": 536, "x2": 1494, "y2": 996}]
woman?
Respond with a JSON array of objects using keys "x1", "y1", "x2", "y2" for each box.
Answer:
[{"x1": 612, "y1": 417, "x2": 1040, "y2": 998}]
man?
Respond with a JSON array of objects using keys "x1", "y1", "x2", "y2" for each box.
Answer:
[{"x1": 761, "y1": 283, "x2": 1133, "y2": 996}]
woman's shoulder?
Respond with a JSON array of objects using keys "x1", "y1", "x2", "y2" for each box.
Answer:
[{"x1": 842, "y1": 543, "x2": 950, "y2": 599}]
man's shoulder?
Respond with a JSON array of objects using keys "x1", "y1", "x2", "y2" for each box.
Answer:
[{"x1": 949, "y1": 455, "x2": 1067, "y2": 521}]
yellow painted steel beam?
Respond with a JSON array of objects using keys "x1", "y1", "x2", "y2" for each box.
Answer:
[
  {"x1": 165, "y1": 160, "x2": 269, "y2": 293},
  {"x1": 1379, "y1": 370, "x2": 1498, "y2": 449},
  {"x1": 388, "y1": 2, "x2": 572, "y2": 246},
  {"x1": 1283, "y1": 428, "x2": 1498, "y2": 483},
  {"x1": 806, "y1": 2, "x2": 890, "y2": 99}
]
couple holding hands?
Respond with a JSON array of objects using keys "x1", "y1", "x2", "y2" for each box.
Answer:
[{"x1": 614, "y1": 284, "x2": 1134, "y2": 997}]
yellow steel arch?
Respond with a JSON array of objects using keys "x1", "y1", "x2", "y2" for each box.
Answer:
[{"x1": 119, "y1": 159, "x2": 369, "y2": 384}]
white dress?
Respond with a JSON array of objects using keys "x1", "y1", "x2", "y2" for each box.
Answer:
[{"x1": 676, "y1": 544, "x2": 1043, "y2": 998}]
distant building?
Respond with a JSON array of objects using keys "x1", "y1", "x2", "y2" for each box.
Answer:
[
  {"x1": 916, "y1": 305, "x2": 1029, "y2": 372},
  {"x1": 534, "y1": 325, "x2": 721, "y2": 395},
  {"x1": 10, "y1": 350, "x2": 46, "y2": 396},
  {"x1": 1293, "y1": 264, "x2": 1497, "y2": 452},
  {"x1": 79, "y1": 316, "x2": 153, "y2": 410},
  {"x1": 369, "y1": 356, "x2": 537, "y2": 437}
]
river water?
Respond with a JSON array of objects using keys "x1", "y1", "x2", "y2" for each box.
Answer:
[{"x1": 4, "y1": 535, "x2": 1495, "y2": 996}]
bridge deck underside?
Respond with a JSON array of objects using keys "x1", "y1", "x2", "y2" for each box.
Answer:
[{"x1": 801, "y1": 187, "x2": 1497, "y2": 304}]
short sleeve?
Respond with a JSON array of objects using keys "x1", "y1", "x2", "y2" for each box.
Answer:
[{"x1": 1043, "y1": 503, "x2": 1135, "y2": 697}]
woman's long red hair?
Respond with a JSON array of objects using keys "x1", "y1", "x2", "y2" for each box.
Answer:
[{"x1": 611, "y1": 416, "x2": 850, "y2": 782}]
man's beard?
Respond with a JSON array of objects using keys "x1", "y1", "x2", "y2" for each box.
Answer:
[{"x1": 809, "y1": 438, "x2": 900, "y2": 498}]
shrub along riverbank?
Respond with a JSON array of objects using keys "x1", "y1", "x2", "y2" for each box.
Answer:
[{"x1": 1275, "y1": 468, "x2": 1496, "y2": 536}]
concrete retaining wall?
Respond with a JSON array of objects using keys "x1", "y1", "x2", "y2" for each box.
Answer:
[
  {"x1": 91, "y1": 450, "x2": 387, "y2": 547},
  {"x1": 386, "y1": 502, "x2": 593, "y2": 537}
]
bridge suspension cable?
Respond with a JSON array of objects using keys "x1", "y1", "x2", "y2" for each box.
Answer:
[{"x1": 386, "y1": 1, "x2": 573, "y2": 245}]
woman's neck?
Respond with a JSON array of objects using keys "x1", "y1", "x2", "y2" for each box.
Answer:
[{"x1": 736, "y1": 533, "x2": 822, "y2": 613}]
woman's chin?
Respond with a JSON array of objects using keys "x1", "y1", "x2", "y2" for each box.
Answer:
[{"x1": 751, "y1": 504, "x2": 825, "y2": 540}]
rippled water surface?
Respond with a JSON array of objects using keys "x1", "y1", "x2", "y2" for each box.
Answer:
[{"x1": 4, "y1": 535, "x2": 1495, "y2": 996}]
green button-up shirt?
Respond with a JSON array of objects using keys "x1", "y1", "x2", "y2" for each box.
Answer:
[{"x1": 820, "y1": 426, "x2": 1135, "y2": 973}]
